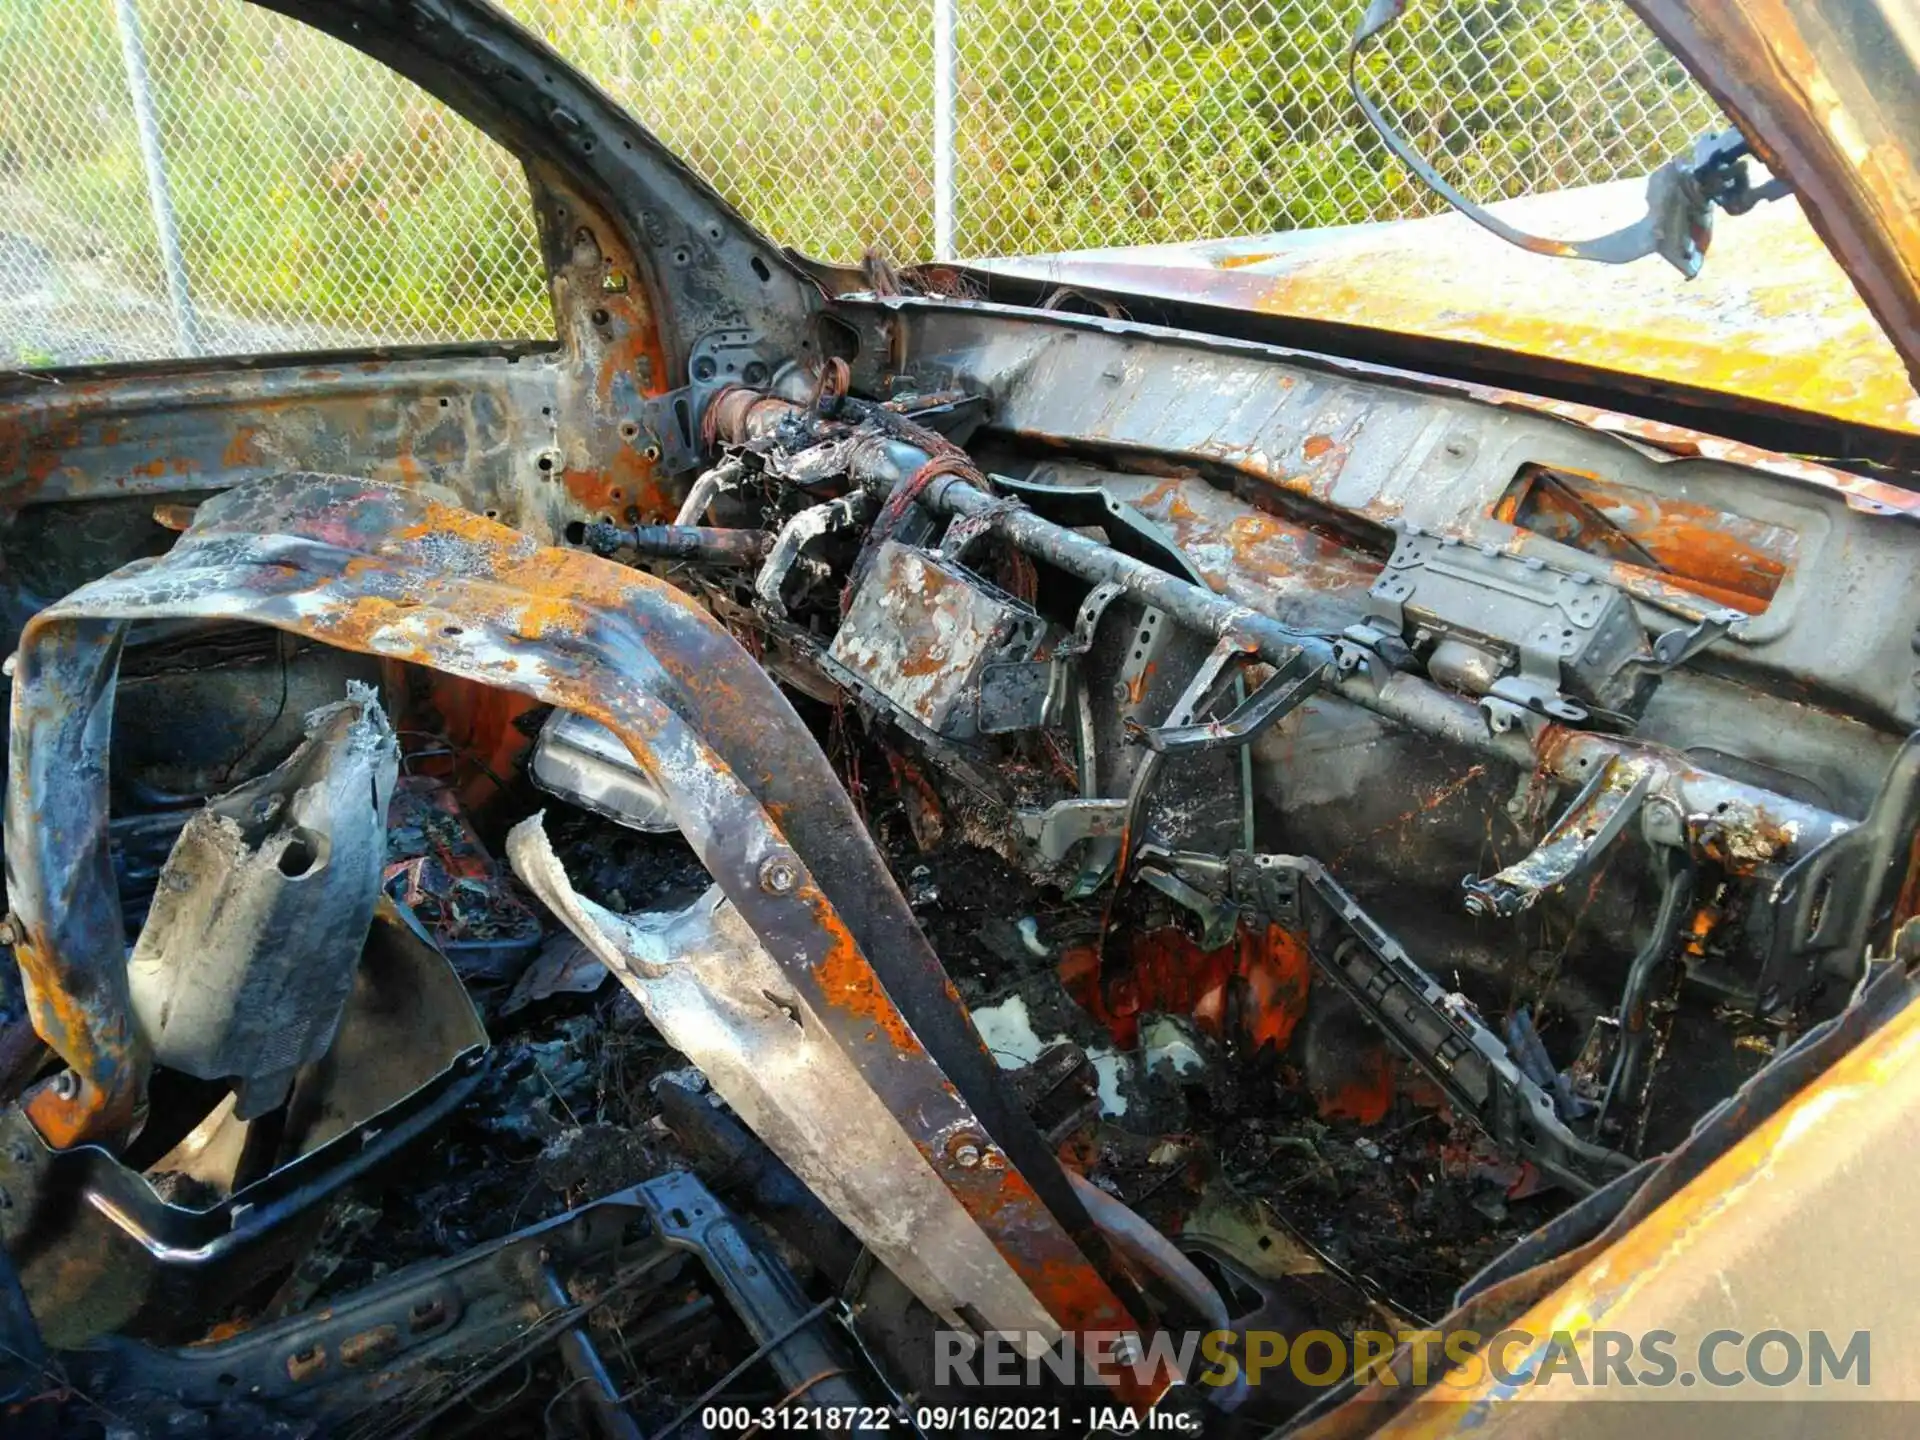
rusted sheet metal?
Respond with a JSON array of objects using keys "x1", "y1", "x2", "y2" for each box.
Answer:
[
  {"x1": 1092, "y1": 471, "x2": 1381, "y2": 633},
  {"x1": 1492, "y1": 464, "x2": 1795, "y2": 616},
  {"x1": 3, "y1": 473, "x2": 1145, "y2": 1359},
  {"x1": 975, "y1": 182, "x2": 1920, "y2": 449},
  {"x1": 826, "y1": 539, "x2": 1044, "y2": 738},
  {"x1": 0, "y1": 354, "x2": 560, "y2": 519},
  {"x1": 529, "y1": 164, "x2": 683, "y2": 527},
  {"x1": 1362, "y1": 978, "x2": 1920, "y2": 1430},
  {"x1": 886, "y1": 303, "x2": 1920, "y2": 736},
  {"x1": 1632, "y1": 0, "x2": 1920, "y2": 394}
]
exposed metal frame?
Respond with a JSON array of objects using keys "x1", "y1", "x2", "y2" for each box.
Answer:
[{"x1": 3, "y1": 472, "x2": 1148, "y2": 1369}]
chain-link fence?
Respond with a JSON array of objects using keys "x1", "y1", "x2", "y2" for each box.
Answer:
[{"x1": 0, "y1": 0, "x2": 1721, "y2": 366}]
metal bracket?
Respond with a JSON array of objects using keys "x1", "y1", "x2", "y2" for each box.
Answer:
[
  {"x1": 1365, "y1": 523, "x2": 1648, "y2": 727},
  {"x1": 64, "y1": 1172, "x2": 865, "y2": 1430},
  {"x1": 640, "y1": 328, "x2": 778, "y2": 473},
  {"x1": 1131, "y1": 847, "x2": 1631, "y2": 1191},
  {"x1": 1483, "y1": 676, "x2": 1581, "y2": 733},
  {"x1": 1133, "y1": 649, "x2": 1327, "y2": 753},
  {"x1": 976, "y1": 572, "x2": 1133, "y2": 736},
  {"x1": 1756, "y1": 731, "x2": 1920, "y2": 1012},
  {"x1": 1463, "y1": 755, "x2": 1652, "y2": 918},
  {"x1": 1017, "y1": 798, "x2": 1130, "y2": 865},
  {"x1": 1640, "y1": 607, "x2": 1746, "y2": 673}
]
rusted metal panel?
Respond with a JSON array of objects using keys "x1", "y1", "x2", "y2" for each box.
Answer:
[
  {"x1": 3, "y1": 472, "x2": 1149, "y2": 1374},
  {"x1": 883, "y1": 302, "x2": 1920, "y2": 739},
  {"x1": 826, "y1": 540, "x2": 1046, "y2": 738},
  {"x1": 0, "y1": 354, "x2": 560, "y2": 520},
  {"x1": 529, "y1": 163, "x2": 685, "y2": 527}
]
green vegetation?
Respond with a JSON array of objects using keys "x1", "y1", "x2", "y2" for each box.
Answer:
[{"x1": 0, "y1": 0, "x2": 1717, "y2": 352}]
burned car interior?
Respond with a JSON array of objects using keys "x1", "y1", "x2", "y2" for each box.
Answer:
[{"x1": 1, "y1": 0, "x2": 1918, "y2": 1435}]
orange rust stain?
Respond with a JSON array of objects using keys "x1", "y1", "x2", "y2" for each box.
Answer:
[
  {"x1": 1129, "y1": 474, "x2": 1380, "y2": 599},
  {"x1": 530, "y1": 163, "x2": 677, "y2": 523},
  {"x1": 804, "y1": 889, "x2": 921, "y2": 1053},
  {"x1": 897, "y1": 641, "x2": 952, "y2": 679},
  {"x1": 14, "y1": 937, "x2": 148, "y2": 1148},
  {"x1": 1682, "y1": 903, "x2": 1722, "y2": 963},
  {"x1": 1502, "y1": 464, "x2": 1793, "y2": 614},
  {"x1": 1123, "y1": 662, "x2": 1155, "y2": 707},
  {"x1": 1302, "y1": 433, "x2": 1335, "y2": 460},
  {"x1": 883, "y1": 750, "x2": 946, "y2": 849},
  {"x1": 221, "y1": 426, "x2": 264, "y2": 470},
  {"x1": 1061, "y1": 922, "x2": 1312, "y2": 1054}
]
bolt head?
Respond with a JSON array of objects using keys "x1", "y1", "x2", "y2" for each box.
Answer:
[
  {"x1": 945, "y1": 1132, "x2": 988, "y2": 1168},
  {"x1": 758, "y1": 855, "x2": 799, "y2": 895}
]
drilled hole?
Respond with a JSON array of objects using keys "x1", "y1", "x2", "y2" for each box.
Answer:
[{"x1": 277, "y1": 834, "x2": 321, "y2": 879}]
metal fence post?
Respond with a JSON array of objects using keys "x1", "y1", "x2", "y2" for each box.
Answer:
[
  {"x1": 932, "y1": 0, "x2": 957, "y2": 261},
  {"x1": 112, "y1": 0, "x2": 202, "y2": 355}
]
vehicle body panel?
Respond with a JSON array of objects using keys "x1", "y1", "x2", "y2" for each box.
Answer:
[{"x1": 975, "y1": 182, "x2": 1920, "y2": 450}]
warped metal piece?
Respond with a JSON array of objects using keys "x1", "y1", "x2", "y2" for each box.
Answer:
[
  {"x1": 0, "y1": 900, "x2": 488, "y2": 1347},
  {"x1": 1462, "y1": 755, "x2": 1653, "y2": 919},
  {"x1": 128, "y1": 683, "x2": 399, "y2": 1118},
  {"x1": 1347, "y1": 0, "x2": 1780, "y2": 277},
  {"x1": 509, "y1": 817, "x2": 1063, "y2": 1344},
  {"x1": 2, "y1": 473, "x2": 1144, "y2": 1368}
]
